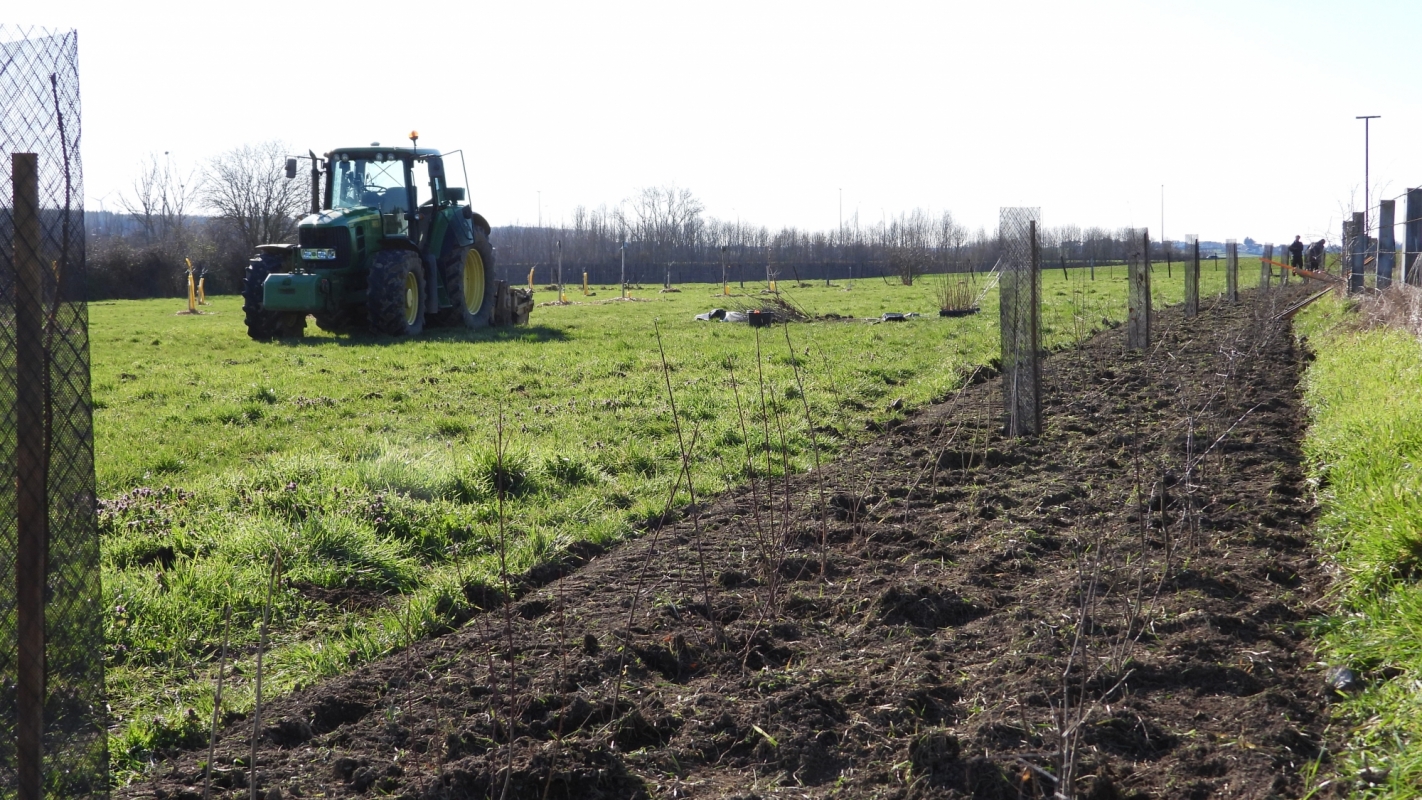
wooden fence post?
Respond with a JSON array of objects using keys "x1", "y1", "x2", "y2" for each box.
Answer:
[
  {"x1": 14, "y1": 151, "x2": 48, "y2": 800},
  {"x1": 1128, "y1": 230, "x2": 1151, "y2": 349}
]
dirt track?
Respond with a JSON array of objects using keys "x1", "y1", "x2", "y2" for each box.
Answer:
[{"x1": 129, "y1": 288, "x2": 1328, "y2": 800}]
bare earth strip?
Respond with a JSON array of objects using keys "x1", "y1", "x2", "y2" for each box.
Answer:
[{"x1": 128, "y1": 288, "x2": 1327, "y2": 800}]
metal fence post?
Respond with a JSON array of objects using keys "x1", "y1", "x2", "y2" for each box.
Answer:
[
  {"x1": 1128, "y1": 229, "x2": 1151, "y2": 349},
  {"x1": 1225, "y1": 239, "x2": 1238, "y2": 302},
  {"x1": 1378, "y1": 199, "x2": 1396, "y2": 289}
]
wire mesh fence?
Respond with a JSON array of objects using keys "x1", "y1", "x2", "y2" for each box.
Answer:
[
  {"x1": 1125, "y1": 228, "x2": 1150, "y2": 349},
  {"x1": 998, "y1": 207, "x2": 1040, "y2": 437},
  {"x1": 1, "y1": 25, "x2": 107, "y2": 800}
]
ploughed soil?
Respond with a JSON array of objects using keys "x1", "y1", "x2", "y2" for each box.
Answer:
[{"x1": 128, "y1": 288, "x2": 1330, "y2": 799}]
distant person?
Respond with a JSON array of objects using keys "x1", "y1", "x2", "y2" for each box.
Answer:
[
  {"x1": 1288, "y1": 236, "x2": 1304, "y2": 270},
  {"x1": 1306, "y1": 239, "x2": 1326, "y2": 271},
  {"x1": 1285, "y1": 235, "x2": 1304, "y2": 284}
]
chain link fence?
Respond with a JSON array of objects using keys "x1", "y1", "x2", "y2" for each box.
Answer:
[
  {"x1": 1, "y1": 25, "x2": 107, "y2": 799},
  {"x1": 998, "y1": 207, "x2": 1041, "y2": 437}
]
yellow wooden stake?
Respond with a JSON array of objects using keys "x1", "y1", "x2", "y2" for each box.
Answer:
[
  {"x1": 198, "y1": 277, "x2": 207, "y2": 305},
  {"x1": 185, "y1": 257, "x2": 197, "y2": 313},
  {"x1": 770, "y1": 280, "x2": 777, "y2": 293},
  {"x1": 723, "y1": 281, "x2": 729, "y2": 296},
  {"x1": 528, "y1": 267, "x2": 535, "y2": 292},
  {"x1": 582, "y1": 272, "x2": 588, "y2": 295}
]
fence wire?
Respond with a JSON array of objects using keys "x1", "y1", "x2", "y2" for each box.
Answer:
[
  {"x1": 998, "y1": 207, "x2": 1040, "y2": 437},
  {"x1": 0, "y1": 25, "x2": 107, "y2": 799}
]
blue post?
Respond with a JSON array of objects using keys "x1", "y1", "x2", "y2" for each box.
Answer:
[
  {"x1": 1350, "y1": 212, "x2": 1366, "y2": 293},
  {"x1": 1406, "y1": 188, "x2": 1422, "y2": 286},
  {"x1": 1378, "y1": 199, "x2": 1396, "y2": 289}
]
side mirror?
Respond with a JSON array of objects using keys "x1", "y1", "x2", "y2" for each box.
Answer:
[
  {"x1": 285, "y1": 158, "x2": 298, "y2": 180},
  {"x1": 446, "y1": 187, "x2": 466, "y2": 202}
]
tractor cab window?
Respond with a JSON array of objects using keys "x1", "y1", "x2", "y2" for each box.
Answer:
[
  {"x1": 410, "y1": 159, "x2": 431, "y2": 207},
  {"x1": 331, "y1": 155, "x2": 412, "y2": 233}
]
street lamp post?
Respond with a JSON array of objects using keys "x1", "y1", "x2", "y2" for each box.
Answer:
[{"x1": 1357, "y1": 115, "x2": 1380, "y2": 245}]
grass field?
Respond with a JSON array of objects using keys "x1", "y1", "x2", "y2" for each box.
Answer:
[
  {"x1": 93, "y1": 258, "x2": 1242, "y2": 777},
  {"x1": 1296, "y1": 293, "x2": 1422, "y2": 797}
]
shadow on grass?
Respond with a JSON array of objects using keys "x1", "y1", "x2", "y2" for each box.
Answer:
[{"x1": 269, "y1": 325, "x2": 572, "y2": 348}]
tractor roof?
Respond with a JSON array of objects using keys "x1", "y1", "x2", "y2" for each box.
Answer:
[{"x1": 328, "y1": 146, "x2": 442, "y2": 160}]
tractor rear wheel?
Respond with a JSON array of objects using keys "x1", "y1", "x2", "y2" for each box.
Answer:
[
  {"x1": 367, "y1": 249, "x2": 426, "y2": 336},
  {"x1": 243, "y1": 253, "x2": 296, "y2": 340},
  {"x1": 433, "y1": 232, "x2": 497, "y2": 328}
]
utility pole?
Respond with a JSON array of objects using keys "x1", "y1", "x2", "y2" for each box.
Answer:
[{"x1": 1357, "y1": 115, "x2": 1380, "y2": 248}]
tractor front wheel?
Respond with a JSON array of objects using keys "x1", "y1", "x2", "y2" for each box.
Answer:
[
  {"x1": 434, "y1": 232, "x2": 497, "y2": 328},
  {"x1": 243, "y1": 253, "x2": 299, "y2": 340},
  {"x1": 367, "y1": 249, "x2": 426, "y2": 336}
]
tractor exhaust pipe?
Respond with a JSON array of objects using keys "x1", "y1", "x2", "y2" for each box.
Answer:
[{"x1": 309, "y1": 150, "x2": 321, "y2": 215}]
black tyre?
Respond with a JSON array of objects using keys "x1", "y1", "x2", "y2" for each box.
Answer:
[
  {"x1": 433, "y1": 231, "x2": 497, "y2": 328},
  {"x1": 243, "y1": 254, "x2": 286, "y2": 340},
  {"x1": 276, "y1": 312, "x2": 307, "y2": 338},
  {"x1": 314, "y1": 303, "x2": 366, "y2": 333},
  {"x1": 366, "y1": 249, "x2": 426, "y2": 336}
]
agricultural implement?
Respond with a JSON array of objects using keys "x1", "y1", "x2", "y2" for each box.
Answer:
[
  {"x1": 243, "y1": 134, "x2": 496, "y2": 339},
  {"x1": 1260, "y1": 257, "x2": 1341, "y2": 285}
]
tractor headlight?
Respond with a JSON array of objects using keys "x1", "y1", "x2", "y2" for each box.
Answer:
[{"x1": 301, "y1": 248, "x2": 337, "y2": 261}]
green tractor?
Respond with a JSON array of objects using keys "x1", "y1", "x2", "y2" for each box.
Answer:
[{"x1": 243, "y1": 138, "x2": 495, "y2": 339}]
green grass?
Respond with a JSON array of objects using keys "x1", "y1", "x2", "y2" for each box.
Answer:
[
  {"x1": 1296, "y1": 294, "x2": 1422, "y2": 797},
  {"x1": 92, "y1": 260, "x2": 1238, "y2": 779}
]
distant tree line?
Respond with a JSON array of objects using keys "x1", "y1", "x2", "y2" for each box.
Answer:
[
  {"x1": 493, "y1": 192, "x2": 1184, "y2": 288},
  {"x1": 86, "y1": 151, "x2": 1211, "y2": 299}
]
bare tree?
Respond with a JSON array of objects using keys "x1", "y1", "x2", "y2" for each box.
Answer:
[
  {"x1": 622, "y1": 185, "x2": 705, "y2": 265},
  {"x1": 118, "y1": 152, "x2": 200, "y2": 247},
  {"x1": 201, "y1": 140, "x2": 307, "y2": 254}
]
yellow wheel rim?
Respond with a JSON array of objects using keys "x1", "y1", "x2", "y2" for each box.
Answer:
[
  {"x1": 463, "y1": 249, "x2": 485, "y2": 313},
  {"x1": 403, "y1": 270, "x2": 419, "y2": 326}
]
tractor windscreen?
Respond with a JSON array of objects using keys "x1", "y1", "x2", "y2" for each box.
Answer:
[{"x1": 330, "y1": 155, "x2": 411, "y2": 215}]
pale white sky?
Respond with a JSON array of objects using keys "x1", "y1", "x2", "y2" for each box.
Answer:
[{"x1": 24, "y1": 0, "x2": 1422, "y2": 245}]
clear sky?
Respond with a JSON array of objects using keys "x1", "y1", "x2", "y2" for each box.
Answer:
[{"x1": 22, "y1": 0, "x2": 1422, "y2": 245}]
